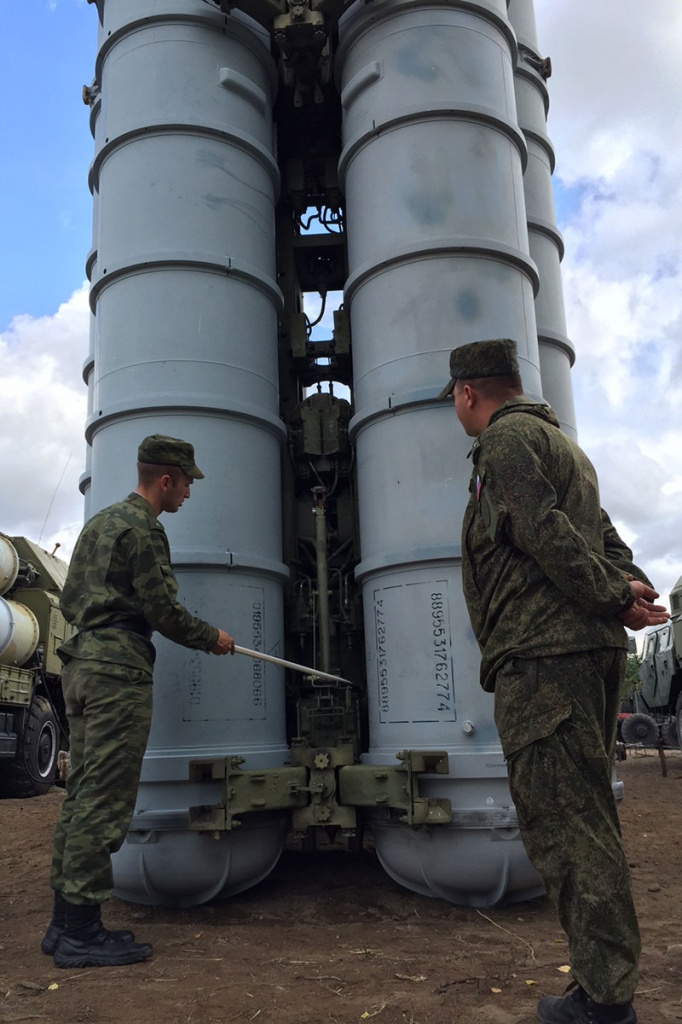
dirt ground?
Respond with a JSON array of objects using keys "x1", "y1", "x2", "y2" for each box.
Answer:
[{"x1": 1, "y1": 750, "x2": 680, "y2": 1024}]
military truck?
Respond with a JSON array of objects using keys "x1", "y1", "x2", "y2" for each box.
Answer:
[
  {"x1": 634, "y1": 572, "x2": 682, "y2": 750},
  {"x1": 0, "y1": 533, "x2": 72, "y2": 797}
]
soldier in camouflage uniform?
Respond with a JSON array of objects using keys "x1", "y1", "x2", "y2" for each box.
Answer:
[
  {"x1": 43, "y1": 435, "x2": 236, "y2": 969},
  {"x1": 438, "y1": 340, "x2": 669, "y2": 1024}
]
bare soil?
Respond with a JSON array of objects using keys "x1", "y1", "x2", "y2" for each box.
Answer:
[{"x1": 1, "y1": 750, "x2": 681, "y2": 1024}]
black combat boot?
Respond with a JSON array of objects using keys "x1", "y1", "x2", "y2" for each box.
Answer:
[
  {"x1": 41, "y1": 891, "x2": 136, "y2": 956},
  {"x1": 537, "y1": 982, "x2": 636, "y2": 1024},
  {"x1": 53, "y1": 900, "x2": 153, "y2": 968}
]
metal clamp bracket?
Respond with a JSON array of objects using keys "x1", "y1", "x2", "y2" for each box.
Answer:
[
  {"x1": 338, "y1": 749, "x2": 452, "y2": 826},
  {"x1": 188, "y1": 756, "x2": 308, "y2": 832},
  {"x1": 188, "y1": 748, "x2": 452, "y2": 832}
]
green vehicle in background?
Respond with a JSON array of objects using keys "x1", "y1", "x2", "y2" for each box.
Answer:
[
  {"x1": 0, "y1": 533, "x2": 72, "y2": 797},
  {"x1": 631, "y1": 573, "x2": 682, "y2": 751}
]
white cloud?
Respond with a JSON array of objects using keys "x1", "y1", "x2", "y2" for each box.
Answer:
[
  {"x1": 531, "y1": 1, "x2": 682, "y2": 608},
  {"x1": 0, "y1": 285, "x2": 89, "y2": 560}
]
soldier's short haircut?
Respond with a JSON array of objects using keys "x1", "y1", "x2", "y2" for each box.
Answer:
[
  {"x1": 455, "y1": 374, "x2": 523, "y2": 399},
  {"x1": 137, "y1": 462, "x2": 186, "y2": 487}
]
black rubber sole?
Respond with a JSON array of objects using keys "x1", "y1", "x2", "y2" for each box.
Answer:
[{"x1": 53, "y1": 945, "x2": 153, "y2": 969}]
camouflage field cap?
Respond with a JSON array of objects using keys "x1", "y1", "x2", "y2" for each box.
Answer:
[
  {"x1": 437, "y1": 338, "x2": 520, "y2": 399},
  {"x1": 137, "y1": 434, "x2": 204, "y2": 480}
]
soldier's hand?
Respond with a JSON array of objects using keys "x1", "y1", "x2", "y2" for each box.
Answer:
[
  {"x1": 211, "y1": 629, "x2": 235, "y2": 655},
  {"x1": 618, "y1": 581, "x2": 669, "y2": 631}
]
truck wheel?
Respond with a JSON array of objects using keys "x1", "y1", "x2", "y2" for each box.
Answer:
[
  {"x1": 0, "y1": 696, "x2": 59, "y2": 798},
  {"x1": 677, "y1": 694, "x2": 682, "y2": 754},
  {"x1": 620, "y1": 712, "x2": 659, "y2": 747}
]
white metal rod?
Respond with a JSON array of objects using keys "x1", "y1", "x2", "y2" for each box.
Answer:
[{"x1": 234, "y1": 644, "x2": 352, "y2": 685}]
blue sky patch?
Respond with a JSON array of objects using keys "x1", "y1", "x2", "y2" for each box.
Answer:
[{"x1": 551, "y1": 178, "x2": 589, "y2": 230}]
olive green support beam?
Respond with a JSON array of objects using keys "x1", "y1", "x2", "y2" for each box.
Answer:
[{"x1": 188, "y1": 749, "x2": 452, "y2": 832}]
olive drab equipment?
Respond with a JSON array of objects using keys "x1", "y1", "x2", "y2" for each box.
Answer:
[{"x1": 0, "y1": 533, "x2": 72, "y2": 797}]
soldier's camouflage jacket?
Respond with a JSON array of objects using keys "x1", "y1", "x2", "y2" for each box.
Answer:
[
  {"x1": 58, "y1": 492, "x2": 219, "y2": 672},
  {"x1": 462, "y1": 396, "x2": 651, "y2": 693}
]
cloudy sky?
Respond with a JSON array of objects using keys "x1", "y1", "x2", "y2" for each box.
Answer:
[{"x1": 1, "y1": 0, "x2": 681, "y2": 615}]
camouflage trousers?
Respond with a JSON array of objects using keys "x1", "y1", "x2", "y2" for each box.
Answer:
[
  {"x1": 50, "y1": 657, "x2": 153, "y2": 905},
  {"x1": 495, "y1": 648, "x2": 640, "y2": 1005}
]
